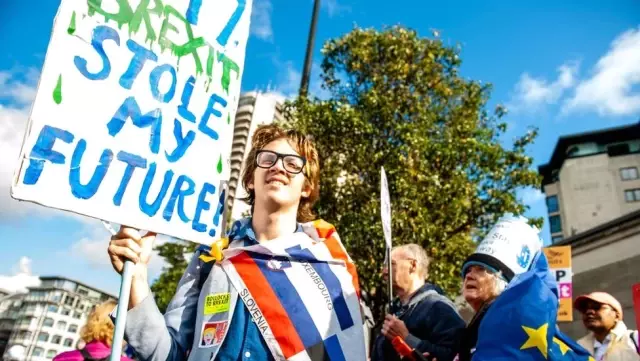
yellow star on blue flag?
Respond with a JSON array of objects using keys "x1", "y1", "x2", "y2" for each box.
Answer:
[
  {"x1": 521, "y1": 323, "x2": 549, "y2": 359},
  {"x1": 471, "y1": 252, "x2": 594, "y2": 361}
]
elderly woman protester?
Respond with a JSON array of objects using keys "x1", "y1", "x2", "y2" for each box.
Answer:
[{"x1": 455, "y1": 215, "x2": 543, "y2": 361}]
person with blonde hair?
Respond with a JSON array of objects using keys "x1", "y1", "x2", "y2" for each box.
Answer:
[
  {"x1": 107, "y1": 124, "x2": 365, "y2": 361},
  {"x1": 53, "y1": 300, "x2": 134, "y2": 361}
]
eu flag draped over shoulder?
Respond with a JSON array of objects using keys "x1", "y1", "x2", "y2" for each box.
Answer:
[{"x1": 472, "y1": 251, "x2": 594, "y2": 361}]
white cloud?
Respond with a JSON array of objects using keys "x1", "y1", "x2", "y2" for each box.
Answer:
[
  {"x1": 0, "y1": 257, "x2": 41, "y2": 294},
  {"x1": 250, "y1": 0, "x2": 273, "y2": 41},
  {"x1": 0, "y1": 69, "x2": 39, "y2": 219},
  {"x1": 68, "y1": 228, "x2": 174, "y2": 281},
  {"x1": 509, "y1": 62, "x2": 579, "y2": 113},
  {"x1": 562, "y1": 27, "x2": 640, "y2": 116},
  {"x1": 267, "y1": 59, "x2": 329, "y2": 100},
  {"x1": 519, "y1": 188, "x2": 546, "y2": 206},
  {"x1": 319, "y1": 0, "x2": 351, "y2": 17},
  {"x1": 0, "y1": 68, "x2": 96, "y2": 224}
]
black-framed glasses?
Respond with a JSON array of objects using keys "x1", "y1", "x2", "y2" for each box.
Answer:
[{"x1": 255, "y1": 150, "x2": 306, "y2": 174}]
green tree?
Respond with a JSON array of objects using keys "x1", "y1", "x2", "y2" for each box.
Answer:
[
  {"x1": 150, "y1": 241, "x2": 197, "y2": 313},
  {"x1": 283, "y1": 26, "x2": 542, "y2": 319}
]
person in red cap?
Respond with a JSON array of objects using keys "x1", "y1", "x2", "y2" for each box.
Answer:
[{"x1": 575, "y1": 292, "x2": 640, "y2": 361}]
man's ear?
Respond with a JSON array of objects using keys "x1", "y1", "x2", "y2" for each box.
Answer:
[{"x1": 301, "y1": 182, "x2": 311, "y2": 198}]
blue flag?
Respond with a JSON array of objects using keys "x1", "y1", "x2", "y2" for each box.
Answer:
[{"x1": 472, "y1": 252, "x2": 594, "y2": 361}]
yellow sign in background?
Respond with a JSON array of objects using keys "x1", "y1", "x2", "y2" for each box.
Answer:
[{"x1": 543, "y1": 246, "x2": 573, "y2": 322}]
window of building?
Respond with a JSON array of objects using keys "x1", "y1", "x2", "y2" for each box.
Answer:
[
  {"x1": 50, "y1": 292, "x2": 62, "y2": 303},
  {"x1": 37, "y1": 332, "x2": 49, "y2": 342},
  {"x1": 56, "y1": 321, "x2": 67, "y2": 331},
  {"x1": 552, "y1": 235, "x2": 563, "y2": 243},
  {"x1": 72, "y1": 311, "x2": 82, "y2": 319},
  {"x1": 63, "y1": 338, "x2": 74, "y2": 347},
  {"x1": 43, "y1": 318, "x2": 54, "y2": 327},
  {"x1": 67, "y1": 324, "x2": 78, "y2": 333},
  {"x1": 33, "y1": 347, "x2": 45, "y2": 357},
  {"x1": 19, "y1": 317, "x2": 34, "y2": 326},
  {"x1": 48, "y1": 305, "x2": 59, "y2": 313},
  {"x1": 608, "y1": 143, "x2": 630, "y2": 156},
  {"x1": 63, "y1": 296, "x2": 75, "y2": 307},
  {"x1": 624, "y1": 189, "x2": 640, "y2": 203},
  {"x1": 51, "y1": 335, "x2": 62, "y2": 345},
  {"x1": 549, "y1": 215, "x2": 562, "y2": 234},
  {"x1": 621, "y1": 167, "x2": 639, "y2": 181},
  {"x1": 25, "y1": 304, "x2": 37, "y2": 312},
  {"x1": 46, "y1": 350, "x2": 57, "y2": 359},
  {"x1": 546, "y1": 195, "x2": 559, "y2": 213},
  {"x1": 61, "y1": 308, "x2": 71, "y2": 316}
]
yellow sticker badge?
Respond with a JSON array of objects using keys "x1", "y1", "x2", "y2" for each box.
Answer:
[{"x1": 204, "y1": 293, "x2": 230, "y2": 315}]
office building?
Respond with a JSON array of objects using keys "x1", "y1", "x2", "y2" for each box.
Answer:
[
  {"x1": 1, "y1": 277, "x2": 116, "y2": 361},
  {"x1": 555, "y1": 209, "x2": 640, "y2": 339},
  {"x1": 538, "y1": 121, "x2": 640, "y2": 243},
  {"x1": 226, "y1": 92, "x2": 286, "y2": 222}
]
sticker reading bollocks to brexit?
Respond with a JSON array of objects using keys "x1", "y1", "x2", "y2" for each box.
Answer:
[{"x1": 10, "y1": 0, "x2": 253, "y2": 244}]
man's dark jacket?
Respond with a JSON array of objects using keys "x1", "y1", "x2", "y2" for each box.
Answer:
[{"x1": 372, "y1": 283, "x2": 465, "y2": 361}]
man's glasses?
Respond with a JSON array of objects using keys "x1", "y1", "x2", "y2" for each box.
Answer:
[{"x1": 255, "y1": 150, "x2": 306, "y2": 174}]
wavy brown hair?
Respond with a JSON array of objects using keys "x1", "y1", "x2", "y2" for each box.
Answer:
[
  {"x1": 241, "y1": 124, "x2": 320, "y2": 222},
  {"x1": 79, "y1": 300, "x2": 117, "y2": 346}
]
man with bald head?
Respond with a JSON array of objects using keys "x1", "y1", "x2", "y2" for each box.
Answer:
[{"x1": 371, "y1": 244, "x2": 465, "y2": 361}]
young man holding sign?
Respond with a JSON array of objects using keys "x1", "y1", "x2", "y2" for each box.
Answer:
[{"x1": 108, "y1": 125, "x2": 366, "y2": 361}]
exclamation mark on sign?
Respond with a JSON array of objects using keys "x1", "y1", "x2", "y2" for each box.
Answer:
[{"x1": 53, "y1": 75, "x2": 62, "y2": 104}]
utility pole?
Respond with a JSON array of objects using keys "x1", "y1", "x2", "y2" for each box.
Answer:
[{"x1": 299, "y1": 0, "x2": 320, "y2": 97}]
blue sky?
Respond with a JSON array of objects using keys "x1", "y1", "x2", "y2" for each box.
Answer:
[{"x1": 0, "y1": 0, "x2": 639, "y2": 296}]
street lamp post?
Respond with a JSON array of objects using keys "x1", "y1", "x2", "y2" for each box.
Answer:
[{"x1": 299, "y1": 0, "x2": 320, "y2": 97}]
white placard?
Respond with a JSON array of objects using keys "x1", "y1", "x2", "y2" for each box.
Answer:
[
  {"x1": 11, "y1": 0, "x2": 253, "y2": 244},
  {"x1": 380, "y1": 167, "x2": 392, "y2": 248}
]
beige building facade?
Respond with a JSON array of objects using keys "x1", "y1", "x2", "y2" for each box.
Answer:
[{"x1": 539, "y1": 122, "x2": 640, "y2": 243}]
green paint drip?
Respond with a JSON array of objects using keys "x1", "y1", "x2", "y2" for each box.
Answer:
[
  {"x1": 53, "y1": 75, "x2": 62, "y2": 104},
  {"x1": 227, "y1": 114, "x2": 231, "y2": 124},
  {"x1": 67, "y1": 11, "x2": 76, "y2": 35},
  {"x1": 216, "y1": 155, "x2": 223, "y2": 174}
]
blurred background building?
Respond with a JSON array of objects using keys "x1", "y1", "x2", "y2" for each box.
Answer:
[
  {"x1": 1, "y1": 277, "x2": 115, "y2": 361},
  {"x1": 539, "y1": 121, "x2": 640, "y2": 339}
]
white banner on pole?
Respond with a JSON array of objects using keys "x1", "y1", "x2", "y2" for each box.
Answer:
[
  {"x1": 11, "y1": 0, "x2": 253, "y2": 245},
  {"x1": 380, "y1": 167, "x2": 392, "y2": 249}
]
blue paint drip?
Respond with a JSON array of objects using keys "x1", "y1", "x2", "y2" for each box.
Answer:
[
  {"x1": 149, "y1": 64, "x2": 177, "y2": 103},
  {"x1": 192, "y1": 182, "x2": 216, "y2": 232},
  {"x1": 74, "y1": 25, "x2": 120, "y2": 81},
  {"x1": 162, "y1": 175, "x2": 195, "y2": 222},
  {"x1": 185, "y1": 0, "x2": 202, "y2": 25},
  {"x1": 216, "y1": 0, "x2": 246, "y2": 46},
  {"x1": 139, "y1": 163, "x2": 174, "y2": 217},
  {"x1": 113, "y1": 151, "x2": 147, "y2": 206},
  {"x1": 107, "y1": 97, "x2": 162, "y2": 154},
  {"x1": 165, "y1": 118, "x2": 196, "y2": 163},
  {"x1": 69, "y1": 139, "x2": 114, "y2": 200},
  {"x1": 23, "y1": 126, "x2": 75, "y2": 185},
  {"x1": 178, "y1": 76, "x2": 196, "y2": 123},
  {"x1": 119, "y1": 39, "x2": 158, "y2": 89},
  {"x1": 199, "y1": 93, "x2": 227, "y2": 140}
]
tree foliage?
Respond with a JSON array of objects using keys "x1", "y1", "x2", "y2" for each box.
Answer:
[
  {"x1": 150, "y1": 241, "x2": 197, "y2": 313},
  {"x1": 283, "y1": 26, "x2": 542, "y2": 319}
]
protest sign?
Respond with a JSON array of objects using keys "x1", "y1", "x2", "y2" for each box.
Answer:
[
  {"x1": 380, "y1": 167, "x2": 392, "y2": 248},
  {"x1": 543, "y1": 245, "x2": 573, "y2": 322},
  {"x1": 11, "y1": 0, "x2": 253, "y2": 244}
]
